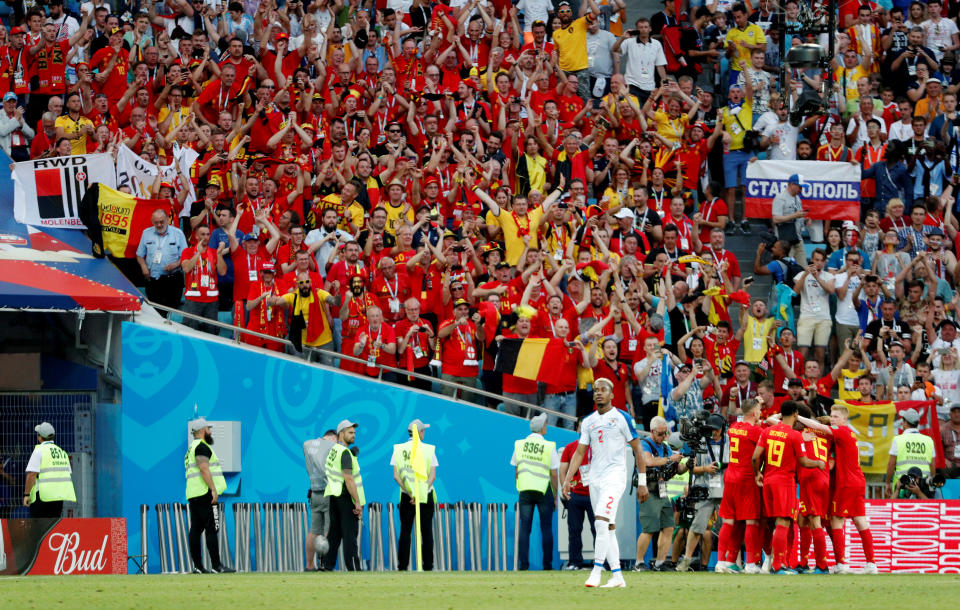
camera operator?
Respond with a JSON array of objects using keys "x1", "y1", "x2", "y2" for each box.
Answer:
[
  {"x1": 635, "y1": 416, "x2": 691, "y2": 572},
  {"x1": 894, "y1": 467, "x2": 945, "y2": 499},
  {"x1": 675, "y1": 414, "x2": 729, "y2": 572}
]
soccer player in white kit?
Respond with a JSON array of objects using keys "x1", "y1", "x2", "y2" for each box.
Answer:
[{"x1": 561, "y1": 378, "x2": 650, "y2": 588}]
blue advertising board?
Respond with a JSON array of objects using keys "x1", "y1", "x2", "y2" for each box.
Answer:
[{"x1": 120, "y1": 322, "x2": 577, "y2": 572}]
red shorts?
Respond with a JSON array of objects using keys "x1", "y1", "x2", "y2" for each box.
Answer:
[
  {"x1": 798, "y1": 474, "x2": 830, "y2": 517},
  {"x1": 719, "y1": 476, "x2": 762, "y2": 521},
  {"x1": 762, "y1": 481, "x2": 798, "y2": 519},
  {"x1": 830, "y1": 484, "x2": 866, "y2": 518}
]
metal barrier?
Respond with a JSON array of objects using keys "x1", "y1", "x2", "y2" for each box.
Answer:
[
  {"x1": 141, "y1": 299, "x2": 575, "y2": 423},
  {"x1": 150, "y1": 500, "x2": 522, "y2": 573}
]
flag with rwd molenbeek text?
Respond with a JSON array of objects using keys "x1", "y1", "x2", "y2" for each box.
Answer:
[
  {"x1": 12, "y1": 153, "x2": 117, "y2": 228},
  {"x1": 745, "y1": 160, "x2": 861, "y2": 221}
]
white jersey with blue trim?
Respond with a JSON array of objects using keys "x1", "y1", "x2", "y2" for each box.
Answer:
[{"x1": 578, "y1": 408, "x2": 638, "y2": 486}]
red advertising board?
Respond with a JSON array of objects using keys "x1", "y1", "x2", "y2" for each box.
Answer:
[
  {"x1": 839, "y1": 501, "x2": 960, "y2": 573},
  {"x1": 0, "y1": 518, "x2": 127, "y2": 575}
]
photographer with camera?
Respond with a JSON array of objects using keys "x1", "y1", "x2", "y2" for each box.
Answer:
[
  {"x1": 894, "y1": 466, "x2": 945, "y2": 498},
  {"x1": 635, "y1": 416, "x2": 691, "y2": 571},
  {"x1": 885, "y1": 408, "x2": 936, "y2": 497},
  {"x1": 676, "y1": 413, "x2": 729, "y2": 572}
]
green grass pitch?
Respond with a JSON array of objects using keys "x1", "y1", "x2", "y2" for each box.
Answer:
[{"x1": 2, "y1": 572, "x2": 959, "y2": 608}]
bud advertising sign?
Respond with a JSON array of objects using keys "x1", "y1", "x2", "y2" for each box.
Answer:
[{"x1": 0, "y1": 518, "x2": 127, "y2": 575}]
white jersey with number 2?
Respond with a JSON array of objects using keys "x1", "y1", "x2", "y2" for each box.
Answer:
[{"x1": 579, "y1": 408, "x2": 638, "y2": 486}]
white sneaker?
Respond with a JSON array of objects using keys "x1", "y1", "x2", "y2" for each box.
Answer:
[
  {"x1": 584, "y1": 569, "x2": 602, "y2": 588},
  {"x1": 761, "y1": 556, "x2": 772, "y2": 574},
  {"x1": 833, "y1": 563, "x2": 854, "y2": 574},
  {"x1": 714, "y1": 561, "x2": 729, "y2": 573},
  {"x1": 862, "y1": 563, "x2": 878, "y2": 574},
  {"x1": 676, "y1": 557, "x2": 693, "y2": 572},
  {"x1": 600, "y1": 574, "x2": 626, "y2": 588},
  {"x1": 744, "y1": 563, "x2": 762, "y2": 574}
]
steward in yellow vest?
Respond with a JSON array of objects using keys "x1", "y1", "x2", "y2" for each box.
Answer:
[
  {"x1": 391, "y1": 418, "x2": 439, "y2": 571},
  {"x1": 511, "y1": 413, "x2": 559, "y2": 571},
  {"x1": 322, "y1": 419, "x2": 364, "y2": 571},
  {"x1": 885, "y1": 409, "x2": 936, "y2": 498},
  {"x1": 184, "y1": 417, "x2": 232, "y2": 573},
  {"x1": 24, "y1": 422, "x2": 75, "y2": 518}
]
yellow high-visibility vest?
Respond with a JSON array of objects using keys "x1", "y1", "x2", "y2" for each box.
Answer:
[
  {"x1": 184, "y1": 438, "x2": 226, "y2": 500},
  {"x1": 893, "y1": 433, "x2": 935, "y2": 480},
  {"x1": 31, "y1": 442, "x2": 76, "y2": 503},
  {"x1": 393, "y1": 440, "x2": 436, "y2": 502},
  {"x1": 325, "y1": 444, "x2": 365, "y2": 505},
  {"x1": 514, "y1": 437, "x2": 555, "y2": 493}
]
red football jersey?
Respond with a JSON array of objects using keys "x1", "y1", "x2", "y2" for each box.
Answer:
[
  {"x1": 758, "y1": 423, "x2": 806, "y2": 485},
  {"x1": 726, "y1": 420, "x2": 762, "y2": 483},
  {"x1": 799, "y1": 429, "x2": 831, "y2": 485},
  {"x1": 831, "y1": 424, "x2": 866, "y2": 486}
]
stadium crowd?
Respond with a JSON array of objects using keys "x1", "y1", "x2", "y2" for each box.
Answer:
[{"x1": 8, "y1": 0, "x2": 960, "y2": 453}]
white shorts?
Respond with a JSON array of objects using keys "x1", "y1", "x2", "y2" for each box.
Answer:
[{"x1": 588, "y1": 477, "x2": 627, "y2": 522}]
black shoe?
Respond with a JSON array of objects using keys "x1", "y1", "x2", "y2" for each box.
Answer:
[
  {"x1": 632, "y1": 561, "x2": 649, "y2": 572},
  {"x1": 212, "y1": 566, "x2": 236, "y2": 573},
  {"x1": 740, "y1": 220, "x2": 752, "y2": 235},
  {"x1": 191, "y1": 567, "x2": 212, "y2": 574},
  {"x1": 652, "y1": 561, "x2": 676, "y2": 572}
]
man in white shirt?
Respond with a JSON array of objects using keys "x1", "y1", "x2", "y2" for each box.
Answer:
[
  {"x1": 847, "y1": 98, "x2": 888, "y2": 148},
  {"x1": 759, "y1": 101, "x2": 799, "y2": 161},
  {"x1": 833, "y1": 250, "x2": 865, "y2": 356},
  {"x1": 47, "y1": 0, "x2": 80, "y2": 42},
  {"x1": 793, "y1": 248, "x2": 836, "y2": 372},
  {"x1": 921, "y1": 0, "x2": 959, "y2": 61},
  {"x1": 612, "y1": 18, "x2": 666, "y2": 104},
  {"x1": 305, "y1": 207, "x2": 353, "y2": 274},
  {"x1": 562, "y1": 378, "x2": 649, "y2": 588}
]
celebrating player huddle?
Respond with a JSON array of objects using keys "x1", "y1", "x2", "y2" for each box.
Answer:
[{"x1": 716, "y1": 398, "x2": 877, "y2": 575}]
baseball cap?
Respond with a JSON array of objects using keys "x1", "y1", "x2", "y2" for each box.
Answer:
[
  {"x1": 336, "y1": 419, "x2": 358, "y2": 434},
  {"x1": 3, "y1": 92, "x2": 16, "y2": 102},
  {"x1": 613, "y1": 208, "x2": 635, "y2": 220},
  {"x1": 928, "y1": 227, "x2": 945, "y2": 237},
  {"x1": 900, "y1": 408, "x2": 921, "y2": 425},
  {"x1": 260, "y1": 261, "x2": 276, "y2": 273},
  {"x1": 495, "y1": 261, "x2": 511, "y2": 269},
  {"x1": 453, "y1": 298, "x2": 470, "y2": 308},
  {"x1": 207, "y1": 176, "x2": 222, "y2": 189},
  {"x1": 939, "y1": 319, "x2": 958, "y2": 330},
  {"x1": 242, "y1": 233, "x2": 258, "y2": 242},
  {"x1": 35, "y1": 422, "x2": 55, "y2": 437},
  {"x1": 926, "y1": 77, "x2": 942, "y2": 85},
  {"x1": 409, "y1": 419, "x2": 430, "y2": 433},
  {"x1": 787, "y1": 378, "x2": 805, "y2": 387},
  {"x1": 950, "y1": 403, "x2": 960, "y2": 412},
  {"x1": 189, "y1": 417, "x2": 209, "y2": 432},
  {"x1": 9, "y1": 26, "x2": 24, "y2": 35},
  {"x1": 110, "y1": 27, "x2": 122, "y2": 36},
  {"x1": 787, "y1": 173, "x2": 810, "y2": 188},
  {"x1": 529, "y1": 413, "x2": 548, "y2": 431}
]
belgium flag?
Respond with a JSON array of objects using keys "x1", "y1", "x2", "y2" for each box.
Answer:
[
  {"x1": 79, "y1": 185, "x2": 175, "y2": 258},
  {"x1": 494, "y1": 338, "x2": 567, "y2": 386}
]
